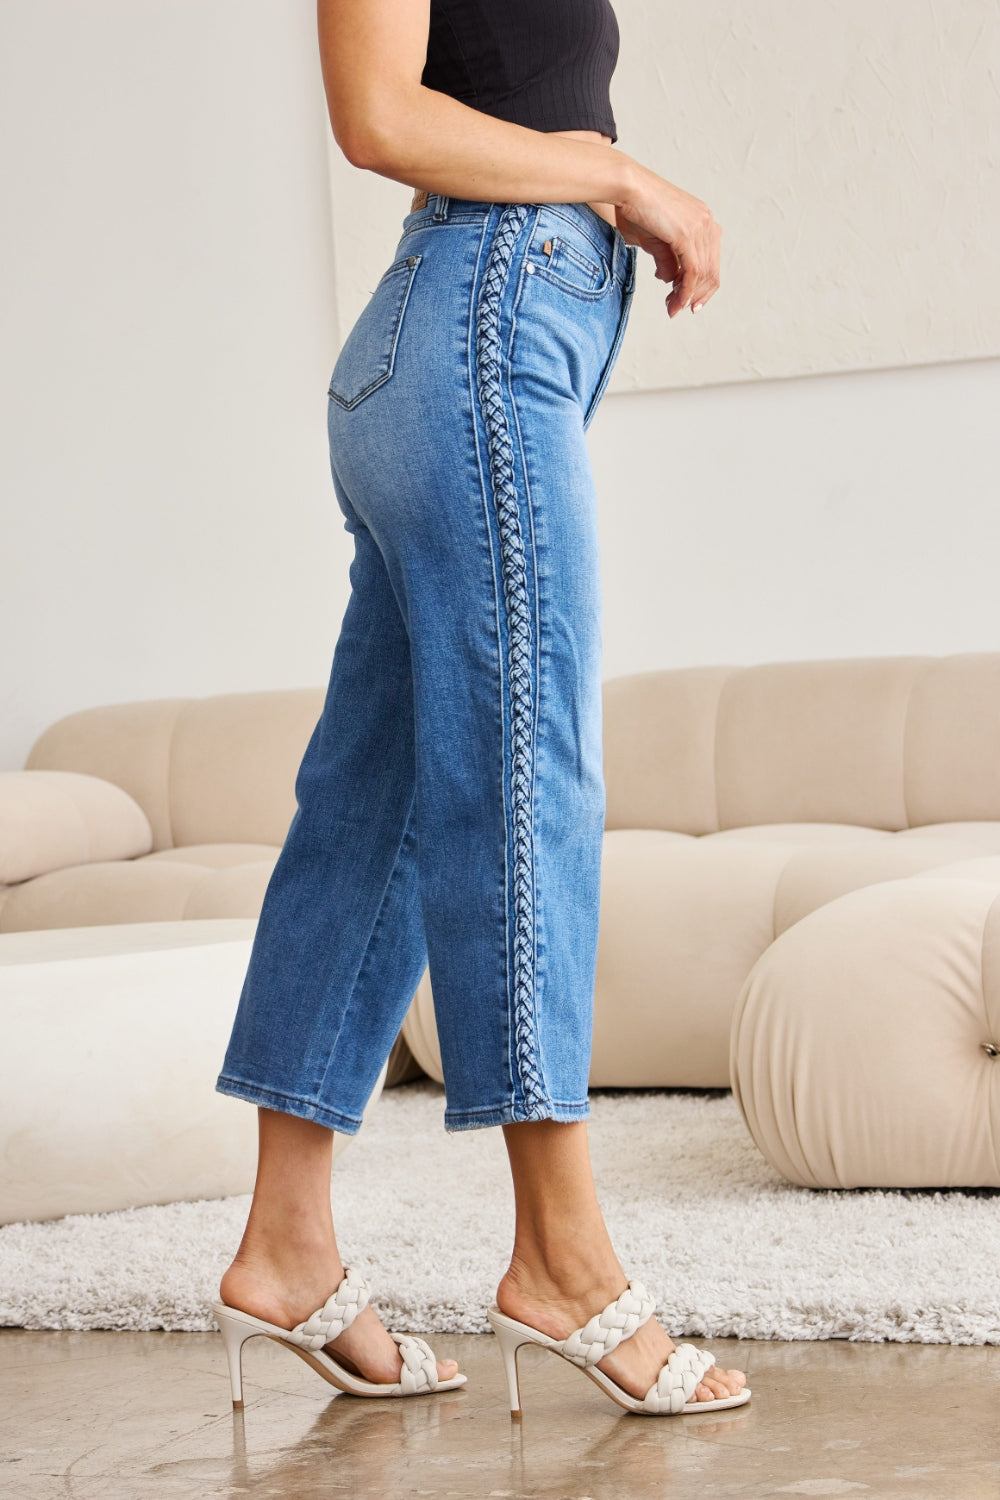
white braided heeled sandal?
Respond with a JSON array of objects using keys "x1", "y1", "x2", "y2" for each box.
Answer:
[
  {"x1": 212, "y1": 1266, "x2": 466, "y2": 1406},
  {"x1": 487, "y1": 1279, "x2": 751, "y2": 1417}
]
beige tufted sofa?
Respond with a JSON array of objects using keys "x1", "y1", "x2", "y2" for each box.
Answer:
[{"x1": 5, "y1": 654, "x2": 1000, "y2": 1124}]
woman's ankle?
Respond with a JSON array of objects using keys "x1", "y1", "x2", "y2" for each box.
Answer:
[
  {"x1": 220, "y1": 1220, "x2": 345, "y2": 1315},
  {"x1": 501, "y1": 1118, "x2": 625, "y2": 1300},
  {"x1": 234, "y1": 1184, "x2": 339, "y2": 1264},
  {"x1": 498, "y1": 1243, "x2": 627, "y2": 1324},
  {"x1": 221, "y1": 1252, "x2": 345, "y2": 1323}
]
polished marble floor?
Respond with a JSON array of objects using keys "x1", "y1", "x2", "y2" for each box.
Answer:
[{"x1": 4, "y1": 1329, "x2": 1000, "y2": 1498}]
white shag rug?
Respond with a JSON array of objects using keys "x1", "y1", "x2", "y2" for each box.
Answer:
[{"x1": 2, "y1": 1083, "x2": 998, "y2": 1344}]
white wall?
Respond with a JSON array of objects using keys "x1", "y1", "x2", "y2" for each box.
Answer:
[
  {"x1": 2, "y1": 1, "x2": 999, "y2": 772},
  {"x1": 588, "y1": 355, "x2": 1000, "y2": 680},
  {"x1": 0, "y1": 0, "x2": 343, "y2": 769}
]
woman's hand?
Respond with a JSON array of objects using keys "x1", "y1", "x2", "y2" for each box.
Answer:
[{"x1": 616, "y1": 168, "x2": 722, "y2": 318}]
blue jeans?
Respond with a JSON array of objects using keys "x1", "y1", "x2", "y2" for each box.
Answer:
[{"x1": 216, "y1": 195, "x2": 638, "y2": 1132}]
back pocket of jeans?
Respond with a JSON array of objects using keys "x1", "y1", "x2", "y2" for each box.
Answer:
[{"x1": 328, "y1": 254, "x2": 421, "y2": 410}]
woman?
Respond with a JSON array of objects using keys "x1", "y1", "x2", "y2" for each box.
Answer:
[{"x1": 212, "y1": 0, "x2": 748, "y2": 1418}]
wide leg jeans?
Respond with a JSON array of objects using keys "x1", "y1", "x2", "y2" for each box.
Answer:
[{"x1": 217, "y1": 195, "x2": 638, "y2": 1133}]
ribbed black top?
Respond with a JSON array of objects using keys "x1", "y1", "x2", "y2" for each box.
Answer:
[{"x1": 421, "y1": 0, "x2": 620, "y2": 144}]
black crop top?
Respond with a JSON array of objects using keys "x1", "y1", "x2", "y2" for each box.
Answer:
[{"x1": 420, "y1": 0, "x2": 620, "y2": 144}]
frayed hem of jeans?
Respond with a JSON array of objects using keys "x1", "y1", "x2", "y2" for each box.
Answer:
[
  {"x1": 443, "y1": 1099, "x2": 591, "y2": 1133},
  {"x1": 214, "y1": 1075, "x2": 364, "y2": 1136}
]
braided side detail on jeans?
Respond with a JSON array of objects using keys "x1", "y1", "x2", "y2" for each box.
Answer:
[{"x1": 473, "y1": 203, "x2": 547, "y2": 1119}]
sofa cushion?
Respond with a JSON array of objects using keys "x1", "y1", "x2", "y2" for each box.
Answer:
[
  {"x1": 25, "y1": 689, "x2": 324, "y2": 852},
  {"x1": 0, "y1": 860, "x2": 209, "y2": 931},
  {"x1": 183, "y1": 862, "x2": 276, "y2": 919},
  {"x1": 0, "y1": 853, "x2": 278, "y2": 933},
  {"x1": 165, "y1": 691, "x2": 323, "y2": 849},
  {"x1": 591, "y1": 829, "x2": 797, "y2": 1085},
  {"x1": 142, "y1": 843, "x2": 279, "y2": 868},
  {"x1": 25, "y1": 699, "x2": 187, "y2": 852},
  {"x1": 772, "y1": 835, "x2": 998, "y2": 935},
  {"x1": 705, "y1": 822, "x2": 891, "y2": 845},
  {"x1": 895, "y1": 821, "x2": 1000, "y2": 849},
  {"x1": 912, "y1": 854, "x2": 1000, "y2": 884},
  {"x1": 731, "y1": 873, "x2": 1000, "y2": 1188},
  {"x1": 714, "y1": 657, "x2": 928, "y2": 832},
  {"x1": 602, "y1": 666, "x2": 731, "y2": 835},
  {"x1": 0, "y1": 919, "x2": 380, "y2": 1222},
  {"x1": 0, "y1": 771, "x2": 152, "y2": 885},
  {"x1": 903, "y1": 655, "x2": 1000, "y2": 825}
]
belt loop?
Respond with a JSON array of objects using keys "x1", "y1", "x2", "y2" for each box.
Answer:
[
  {"x1": 624, "y1": 243, "x2": 637, "y2": 293},
  {"x1": 432, "y1": 194, "x2": 450, "y2": 222}
]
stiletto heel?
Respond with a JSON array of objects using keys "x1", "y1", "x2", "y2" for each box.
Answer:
[
  {"x1": 215, "y1": 1307, "x2": 250, "y2": 1407},
  {"x1": 211, "y1": 1266, "x2": 466, "y2": 1403},
  {"x1": 486, "y1": 1311, "x2": 524, "y2": 1416},
  {"x1": 487, "y1": 1280, "x2": 751, "y2": 1418}
]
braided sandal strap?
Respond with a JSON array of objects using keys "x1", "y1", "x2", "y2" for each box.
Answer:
[
  {"x1": 642, "y1": 1342, "x2": 717, "y2": 1414},
  {"x1": 391, "y1": 1333, "x2": 441, "y2": 1394},
  {"x1": 558, "y1": 1280, "x2": 656, "y2": 1369},
  {"x1": 287, "y1": 1266, "x2": 371, "y2": 1352}
]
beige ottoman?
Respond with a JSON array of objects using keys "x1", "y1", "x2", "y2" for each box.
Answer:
[
  {"x1": 0, "y1": 920, "x2": 383, "y2": 1224},
  {"x1": 730, "y1": 860, "x2": 1000, "y2": 1189}
]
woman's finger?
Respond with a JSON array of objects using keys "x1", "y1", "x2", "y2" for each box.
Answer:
[
  {"x1": 666, "y1": 231, "x2": 721, "y2": 315},
  {"x1": 652, "y1": 245, "x2": 682, "y2": 285},
  {"x1": 665, "y1": 257, "x2": 701, "y2": 316}
]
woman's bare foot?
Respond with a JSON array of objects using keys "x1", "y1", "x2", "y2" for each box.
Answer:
[
  {"x1": 222, "y1": 1109, "x2": 457, "y2": 1388},
  {"x1": 496, "y1": 1260, "x2": 745, "y2": 1404},
  {"x1": 499, "y1": 1120, "x2": 745, "y2": 1407},
  {"x1": 221, "y1": 1249, "x2": 459, "y2": 1387}
]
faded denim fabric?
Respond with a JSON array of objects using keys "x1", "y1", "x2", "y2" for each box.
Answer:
[{"x1": 217, "y1": 196, "x2": 637, "y2": 1132}]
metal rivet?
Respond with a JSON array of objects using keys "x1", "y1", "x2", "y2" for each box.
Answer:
[
  {"x1": 407, "y1": 256, "x2": 418, "y2": 266},
  {"x1": 526, "y1": 263, "x2": 535, "y2": 273},
  {"x1": 982, "y1": 1041, "x2": 999, "y2": 1057}
]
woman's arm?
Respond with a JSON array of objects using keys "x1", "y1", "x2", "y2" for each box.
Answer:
[{"x1": 316, "y1": 0, "x2": 721, "y2": 317}]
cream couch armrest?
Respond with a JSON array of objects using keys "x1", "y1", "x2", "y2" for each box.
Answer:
[{"x1": 0, "y1": 771, "x2": 153, "y2": 884}]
